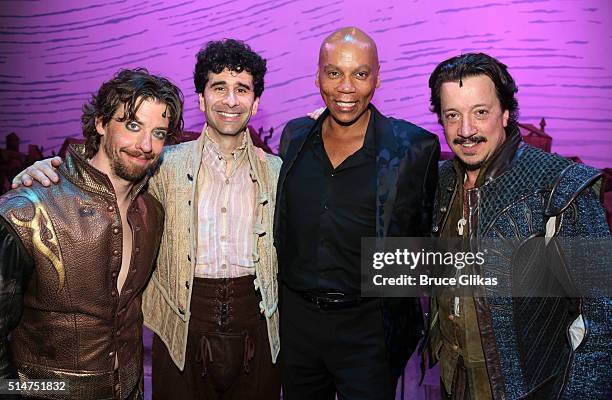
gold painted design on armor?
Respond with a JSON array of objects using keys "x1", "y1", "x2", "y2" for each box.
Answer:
[{"x1": 10, "y1": 192, "x2": 65, "y2": 289}]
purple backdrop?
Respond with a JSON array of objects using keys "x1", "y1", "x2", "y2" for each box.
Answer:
[{"x1": 1, "y1": 0, "x2": 611, "y2": 168}]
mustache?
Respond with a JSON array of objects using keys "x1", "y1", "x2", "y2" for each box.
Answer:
[
  {"x1": 122, "y1": 149, "x2": 155, "y2": 160},
  {"x1": 453, "y1": 136, "x2": 486, "y2": 145}
]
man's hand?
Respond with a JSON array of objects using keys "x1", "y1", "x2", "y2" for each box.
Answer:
[
  {"x1": 307, "y1": 107, "x2": 326, "y2": 120},
  {"x1": 11, "y1": 156, "x2": 63, "y2": 188}
]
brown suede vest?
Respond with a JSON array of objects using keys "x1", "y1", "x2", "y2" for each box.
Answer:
[{"x1": 0, "y1": 145, "x2": 164, "y2": 399}]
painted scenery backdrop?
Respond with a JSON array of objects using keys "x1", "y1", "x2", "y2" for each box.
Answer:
[{"x1": 1, "y1": 0, "x2": 611, "y2": 168}]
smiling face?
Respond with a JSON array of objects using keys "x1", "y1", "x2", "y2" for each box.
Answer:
[
  {"x1": 199, "y1": 68, "x2": 259, "y2": 138},
  {"x1": 316, "y1": 40, "x2": 380, "y2": 126},
  {"x1": 95, "y1": 98, "x2": 168, "y2": 182},
  {"x1": 440, "y1": 74, "x2": 509, "y2": 173}
]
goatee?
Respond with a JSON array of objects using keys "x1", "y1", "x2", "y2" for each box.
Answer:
[{"x1": 104, "y1": 140, "x2": 156, "y2": 182}]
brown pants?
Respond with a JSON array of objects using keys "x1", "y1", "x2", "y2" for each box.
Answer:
[
  {"x1": 442, "y1": 355, "x2": 471, "y2": 400},
  {"x1": 152, "y1": 276, "x2": 280, "y2": 400},
  {"x1": 441, "y1": 356, "x2": 491, "y2": 400}
]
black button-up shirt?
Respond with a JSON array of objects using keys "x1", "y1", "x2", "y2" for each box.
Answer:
[{"x1": 283, "y1": 110, "x2": 377, "y2": 293}]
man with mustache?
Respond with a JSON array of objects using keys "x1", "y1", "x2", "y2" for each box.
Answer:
[
  {"x1": 423, "y1": 53, "x2": 611, "y2": 399},
  {"x1": 12, "y1": 40, "x2": 282, "y2": 399},
  {"x1": 275, "y1": 27, "x2": 439, "y2": 399},
  {"x1": 0, "y1": 68, "x2": 183, "y2": 399}
]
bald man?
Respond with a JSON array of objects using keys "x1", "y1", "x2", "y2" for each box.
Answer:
[{"x1": 274, "y1": 27, "x2": 440, "y2": 399}]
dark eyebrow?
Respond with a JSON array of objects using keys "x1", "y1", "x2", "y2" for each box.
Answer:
[
  {"x1": 123, "y1": 116, "x2": 168, "y2": 131},
  {"x1": 119, "y1": 116, "x2": 142, "y2": 124},
  {"x1": 236, "y1": 82, "x2": 252, "y2": 90},
  {"x1": 209, "y1": 80, "x2": 252, "y2": 91},
  {"x1": 209, "y1": 80, "x2": 227, "y2": 88}
]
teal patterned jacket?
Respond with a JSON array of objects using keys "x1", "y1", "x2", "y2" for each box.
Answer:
[{"x1": 431, "y1": 130, "x2": 612, "y2": 399}]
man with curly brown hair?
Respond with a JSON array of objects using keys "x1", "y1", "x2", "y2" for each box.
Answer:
[
  {"x1": 134, "y1": 39, "x2": 280, "y2": 400},
  {"x1": 0, "y1": 68, "x2": 183, "y2": 399},
  {"x1": 142, "y1": 38, "x2": 281, "y2": 400}
]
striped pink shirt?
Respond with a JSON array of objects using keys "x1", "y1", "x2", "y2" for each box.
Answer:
[{"x1": 194, "y1": 130, "x2": 256, "y2": 278}]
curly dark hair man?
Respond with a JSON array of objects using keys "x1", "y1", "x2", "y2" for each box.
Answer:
[
  {"x1": 82, "y1": 68, "x2": 184, "y2": 158},
  {"x1": 146, "y1": 39, "x2": 282, "y2": 400},
  {"x1": 193, "y1": 39, "x2": 267, "y2": 98},
  {"x1": 0, "y1": 69, "x2": 179, "y2": 399},
  {"x1": 428, "y1": 52, "x2": 519, "y2": 131},
  {"x1": 423, "y1": 52, "x2": 612, "y2": 400}
]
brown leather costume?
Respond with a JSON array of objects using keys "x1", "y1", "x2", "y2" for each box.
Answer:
[{"x1": 0, "y1": 144, "x2": 164, "y2": 399}]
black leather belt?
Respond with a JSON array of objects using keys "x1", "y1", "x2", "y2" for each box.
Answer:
[{"x1": 298, "y1": 291, "x2": 365, "y2": 310}]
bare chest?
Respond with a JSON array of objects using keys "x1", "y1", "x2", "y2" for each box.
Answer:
[{"x1": 118, "y1": 210, "x2": 133, "y2": 295}]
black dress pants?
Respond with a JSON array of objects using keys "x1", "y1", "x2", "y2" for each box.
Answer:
[{"x1": 280, "y1": 284, "x2": 395, "y2": 400}]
